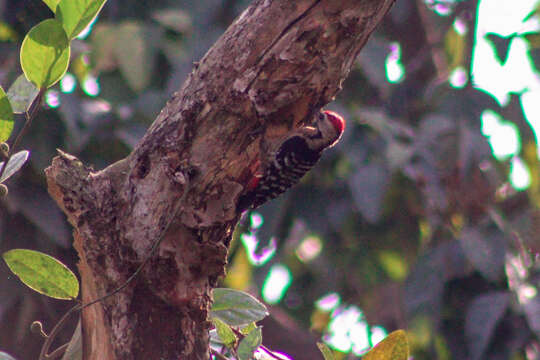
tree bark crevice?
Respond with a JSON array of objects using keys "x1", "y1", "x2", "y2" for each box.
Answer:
[{"x1": 44, "y1": 1, "x2": 395, "y2": 359}]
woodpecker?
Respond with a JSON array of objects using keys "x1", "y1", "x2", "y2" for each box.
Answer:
[{"x1": 237, "y1": 110, "x2": 345, "y2": 211}]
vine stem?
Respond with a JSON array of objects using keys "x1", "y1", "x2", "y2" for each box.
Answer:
[
  {"x1": 0, "y1": 89, "x2": 44, "y2": 181},
  {"x1": 38, "y1": 306, "x2": 78, "y2": 360},
  {"x1": 258, "y1": 345, "x2": 284, "y2": 360},
  {"x1": 211, "y1": 348, "x2": 230, "y2": 360},
  {"x1": 230, "y1": 327, "x2": 282, "y2": 360},
  {"x1": 38, "y1": 177, "x2": 194, "y2": 359}
]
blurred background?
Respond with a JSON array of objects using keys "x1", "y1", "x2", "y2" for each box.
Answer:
[{"x1": 1, "y1": 0, "x2": 540, "y2": 359}]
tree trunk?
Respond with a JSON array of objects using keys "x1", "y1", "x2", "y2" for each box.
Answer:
[{"x1": 44, "y1": 0, "x2": 395, "y2": 359}]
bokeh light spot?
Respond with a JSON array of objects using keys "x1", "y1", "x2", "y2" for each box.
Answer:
[
  {"x1": 370, "y1": 326, "x2": 388, "y2": 346},
  {"x1": 385, "y1": 42, "x2": 404, "y2": 83},
  {"x1": 296, "y1": 235, "x2": 322, "y2": 263},
  {"x1": 250, "y1": 212, "x2": 264, "y2": 230},
  {"x1": 241, "y1": 233, "x2": 276, "y2": 266},
  {"x1": 45, "y1": 90, "x2": 60, "y2": 108},
  {"x1": 481, "y1": 110, "x2": 520, "y2": 160},
  {"x1": 262, "y1": 264, "x2": 292, "y2": 304},
  {"x1": 82, "y1": 75, "x2": 100, "y2": 97},
  {"x1": 449, "y1": 67, "x2": 468, "y2": 88},
  {"x1": 510, "y1": 156, "x2": 531, "y2": 190},
  {"x1": 520, "y1": 90, "x2": 540, "y2": 158},
  {"x1": 453, "y1": 17, "x2": 468, "y2": 35},
  {"x1": 316, "y1": 293, "x2": 341, "y2": 312},
  {"x1": 60, "y1": 73, "x2": 77, "y2": 93},
  {"x1": 324, "y1": 305, "x2": 388, "y2": 355}
]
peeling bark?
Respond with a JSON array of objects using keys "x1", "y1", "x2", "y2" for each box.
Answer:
[{"x1": 44, "y1": 0, "x2": 395, "y2": 359}]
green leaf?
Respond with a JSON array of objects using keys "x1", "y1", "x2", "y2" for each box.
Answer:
[
  {"x1": 465, "y1": 292, "x2": 509, "y2": 360},
  {"x1": 237, "y1": 327, "x2": 262, "y2": 360},
  {"x1": 0, "y1": 150, "x2": 30, "y2": 183},
  {"x1": 0, "y1": 351, "x2": 18, "y2": 360},
  {"x1": 61, "y1": 320, "x2": 82, "y2": 360},
  {"x1": 42, "y1": 0, "x2": 61, "y2": 13},
  {"x1": 56, "y1": 0, "x2": 107, "y2": 40},
  {"x1": 523, "y1": 295, "x2": 540, "y2": 339},
  {"x1": 0, "y1": 21, "x2": 19, "y2": 42},
  {"x1": 209, "y1": 329, "x2": 224, "y2": 345},
  {"x1": 3, "y1": 249, "x2": 79, "y2": 300},
  {"x1": 211, "y1": 288, "x2": 269, "y2": 326},
  {"x1": 151, "y1": 8, "x2": 191, "y2": 33},
  {"x1": 445, "y1": 25, "x2": 465, "y2": 69},
  {"x1": 0, "y1": 87, "x2": 14, "y2": 143},
  {"x1": 240, "y1": 322, "x2": 257, "y2": 335},
  {"x1": 6, "y1": 75, "x2": 39, "y2": 114},
  {"x1": 362, "y1": 330, "x2": 409, "y2": 360},
  {"x1": 90, "y1": 23, "x2": 117, "y2": 73},
  {"x1": 317, "y1": 342, "x2": 335, "y2": 360},
  {"x1": 20, "y1": 19, "x2": 70, "y2": 89},
  {"x1": 458, "y1": 226, "x2": 506, "y2": 281},
  {"x1": 211, "y1": 317, "x2": 237, "y2": 348},
  {"x1": 349, "y1": 163, "x2": 390, "y2": 223},
  {"x1": 114, "y1": 21, "x2": 162, "y2": 92}
]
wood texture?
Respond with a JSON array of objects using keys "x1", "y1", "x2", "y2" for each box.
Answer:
[{"x1": 45, "y1": 0, "x2": 395, "y2": 359}]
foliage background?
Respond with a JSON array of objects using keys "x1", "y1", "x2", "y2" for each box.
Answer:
[{"x1": 0, "y1": 0, "x2": 539, "y2": 359}]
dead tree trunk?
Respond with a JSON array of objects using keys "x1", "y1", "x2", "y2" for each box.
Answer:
[{"x1": 44, "y1": 0, "x2": 395, "y2": 359}]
